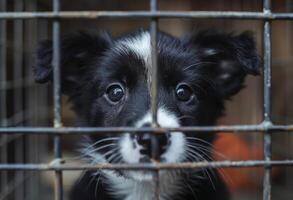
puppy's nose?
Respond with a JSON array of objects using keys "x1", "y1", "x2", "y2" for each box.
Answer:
[{"x1": 136, "y1": 123, "x2": 169, "y2": 160}]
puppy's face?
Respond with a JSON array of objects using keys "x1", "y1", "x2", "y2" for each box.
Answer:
[{"x1": 34, "y1": 30, "x2": 260, "y2": 175}]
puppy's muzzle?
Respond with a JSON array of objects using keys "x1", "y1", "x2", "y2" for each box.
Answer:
[{"x1": 135, "y1": 123, "x2": 170, "y2": 162}]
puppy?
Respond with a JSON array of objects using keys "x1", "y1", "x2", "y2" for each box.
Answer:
[{"x1": 34, "y1": 29, "x2": 260, "y2": 200}]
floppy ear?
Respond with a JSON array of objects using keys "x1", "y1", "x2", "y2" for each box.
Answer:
[
  {"x1": 34, "y1": 31, "x2": 112, "y2": 96},
  {"x1": 184, "y1": 30, "x2": 261, "y2": 98}
]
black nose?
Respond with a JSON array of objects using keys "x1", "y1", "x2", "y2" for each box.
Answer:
[{"x1": 135, "y1": 123, "x2": 169, "y2": 160}]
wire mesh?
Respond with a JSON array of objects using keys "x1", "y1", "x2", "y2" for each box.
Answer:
[{"x1": 0, "y1": 0, "x2": 292, "y2": 200}]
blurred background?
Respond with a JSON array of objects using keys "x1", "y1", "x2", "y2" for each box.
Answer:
[{"x1": 0, "y1": 0, "x2": 293, "y2": 199}]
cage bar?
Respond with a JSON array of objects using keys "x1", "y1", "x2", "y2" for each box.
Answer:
[
  {"x1": 149, "y1": 0, "x2": 160, "y2": 199},
  {"x1": 263, "y1": 1, "x2": 272, "y2": 200},
  {"x1": 1, "y1": 160, "x2": 293, "y2": 171},
  {"x1": 1, "y1": 124, "x2": 293, "y2": 134},
  {"x1": 52, "y1": 0, "x2": 63, "y2": 200},
  {"x1": 1, "y1": 11, "x2": 293, "y2": 20},
  {"x1": 150, "y1": 0, "x2": 159, "y2": 128}
]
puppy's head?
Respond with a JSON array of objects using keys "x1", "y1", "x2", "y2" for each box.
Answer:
[{"x1": 34, "y1": 30, "x2": 260, "y2": 179}]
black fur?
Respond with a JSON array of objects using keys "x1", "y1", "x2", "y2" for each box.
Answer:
[{"x1": 34, "y1": 29, "x2": 260, "y2": 200}]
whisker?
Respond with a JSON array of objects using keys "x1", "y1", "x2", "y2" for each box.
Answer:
[
  {"x1": 182, "y1": 175, "x2": 198, "y2": 200},
  {"x1": 69, "y1": 138, "x2": 119, "y2": 161},
  {"x1": 183, "y1": 61, "x2": 215, "y2": 71},
  {"x1": 103, "y1": 147, "x2": 119, "y2": 159},
  {"x1": 107, "y1": 152, "x2": 120, "y2": 163},
  {"x1": 187, "y1": 141, "x2": 231, "y2": 184},
  {"x1": 87, "y1": 172, "x2": 100, "y2": 190},
  {"x1": 186, "y1": 149, "x2": 203, "y2": 162},
  {"x1": 177, "y1": 115, "x2": 196, "y2": 121},
  {"x1": 75, "y1": 169, "x2": 89, "y2": 185},
  {"x1": 182, "y1": 63, "x2": 201, "y2": 71},
  {"x1": 110, "y1": 154, "x2": 123, "y2": 164},
  {"x1": 95, "y1": 173, "x2": 102, "y2": 199},
  {"x1": 216, "y1": 167, "x2": 233, "y2": 186},
  {"x1": 82, "y1": 143, "x2": 117, "y2": 157},
  {"x1": 187, "y1": 143, "x2": 217, "y2": 172},
  {"x1": 187, "y1": 144, "x2": 213, "y2": 161},
  {"x1": 187, "y1": 140, "x2": 229, "y2": 160},
  {"x1": 82, "y1": 137, "x2": 119, "y2": 152},
  {"x1": 203, "y1": 168, "x2": 216, "y2": 191},
  {"x1": 186, "y1": 148, "x2": 216, "y2": 190},
  {"x1": 186, "y1": 137, "x2": 213, "y2": 147}
]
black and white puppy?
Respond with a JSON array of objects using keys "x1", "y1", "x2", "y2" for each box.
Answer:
[{"x1": 34, "y1": 29, "x2": 260, "y2": 200}]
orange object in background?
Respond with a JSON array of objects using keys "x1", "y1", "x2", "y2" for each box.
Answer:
[{"x1": 213, "y1": 133, "x2": 281, "y2": 193}]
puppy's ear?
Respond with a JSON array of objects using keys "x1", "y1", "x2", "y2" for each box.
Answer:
[
  {"x1": 184, "y1": 30, "x2": 261, "y2": 98},
  {"x1": 34, "y1": 31, "x2": 112, "y2": 95}
]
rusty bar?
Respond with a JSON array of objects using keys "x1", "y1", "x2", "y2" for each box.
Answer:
[
  {"x1": 0, "y1": 160, "x2": 293, "y2": 171},
  {"x1": 150, "y1": 0, "x2": 158, "y2": 127},
  {"x1": 263, "y1": 1, "x2": 272, "y2": 200},
  {"x1": 150, "y1": 0, "x2": 160, "y2": 199},
  {"x1": 150, "y1": 0, "x2": 159, "y2": 160},
  {"x1": 52, "y1": 0, "x2": 63, "y2": 200},
  {"x1": 1, "y1": 11, "x2": 293, "y2": 20},
  {"x1": 1, "y1": 124, "x2": 293, "y2": 134}
]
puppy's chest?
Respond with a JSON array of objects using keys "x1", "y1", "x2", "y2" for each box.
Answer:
[
  {"x1": 106, "y1": 173, "x2": 178, "y2": 200},
  {"x1": 124, "y1": 182, "x2": 156, "y2": 200}
]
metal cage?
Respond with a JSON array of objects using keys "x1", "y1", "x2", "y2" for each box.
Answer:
[{"x1": 1, "y1": 0, "x2": 293, "y2": 200}]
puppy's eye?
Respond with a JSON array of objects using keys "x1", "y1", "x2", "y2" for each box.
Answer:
[
  {"x1": 106, "y1": 83, "x2": 125, "y2": 103},
  {"x1": 175, "y1": 83, "x2": 193, "y2": 102}
]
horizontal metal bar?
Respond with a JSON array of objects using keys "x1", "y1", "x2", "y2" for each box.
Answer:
[
  {"x1": 0, "y1": 160, "x2": 293, "y2": 171},
  {"x1": 0, "y1": 11, "x2": 293, "y2": 20},
  {"x1": 0, "y1": 124, "x2": 292, "y2": 134}
]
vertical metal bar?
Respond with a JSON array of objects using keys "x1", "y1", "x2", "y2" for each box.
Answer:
[
  {"x1": 52, "y1": 0, "x2": 63, "y2": 200},
  {"x1": 150, "y1": 0, "x2": 160, "y2": 200},
  {"x1": 150, "y1": 0, "x2": 158, "y2": 127},
  {"x1": 150, "y1": 0, "x2": 159, "y2": 160},
  {"x1": 263, "y1": 1, "x2": 272, "y2": 200},
  {"x1": 263, "y1": 2, "x2": 272, "y2": 123},
  {"x1": 13, "y1": 0, "x2": 24, "y2": 198},
  {"x1": 0, "y1": 0, "x2": 7, "y2": 196}
]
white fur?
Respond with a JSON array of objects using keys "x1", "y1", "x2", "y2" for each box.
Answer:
[
  {"x1": 120, "y1": 134, "x2": 142, "y2": 163},
  {"x1": 118, "y1": 31, "x2": 151, "y2": 68},
  {"x1": 120, "y1": 107, "x2": 186, "y2": 164},
  {"x1": 104, "y1": 170, "x2": 181, "y2": 200},
  {"x1": 116, "y1": 32, "x2": 153, "y2": 88}
]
